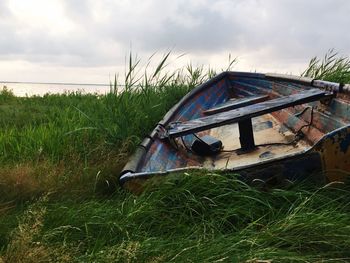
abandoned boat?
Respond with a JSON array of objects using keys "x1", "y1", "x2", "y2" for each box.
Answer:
[{"x1": 120, "y1": 71, "x2": 350, "y2": 192}]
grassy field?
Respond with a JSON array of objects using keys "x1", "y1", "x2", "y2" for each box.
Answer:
[{"x1": 1, "y1": 51, "x2": 350, "y2": 262}]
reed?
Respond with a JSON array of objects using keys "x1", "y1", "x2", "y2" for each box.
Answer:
[
  {"x1": 302, "y1": 49, "x2": 350, "y2": 83},
  {"x1": 0, "y1": 53, "x2": 220, "y2": 165}
]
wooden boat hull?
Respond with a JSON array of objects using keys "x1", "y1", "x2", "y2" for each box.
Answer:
[{"x1": 120, "y1": 72, "x2": 350, "y2": 192}]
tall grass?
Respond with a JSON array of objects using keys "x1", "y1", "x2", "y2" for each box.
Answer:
[
  {"x1": 0, "y1": 54, "x2": 219, "y2": 202},
  {"x1": 2, "y1": 174, "x2": 350, "y2": 262},
  {"x1": 302, "y1": 49, "x2": 350, "y2": 83},
  {"x1": 0, "y1": 53, "x2": 217, "y2": 166},
  {"x1": 1, "y1": 52, "x2": 350, "y2": 262}
]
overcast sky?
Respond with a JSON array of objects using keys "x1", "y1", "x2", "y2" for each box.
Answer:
[{"x1": 0, "y1": 0, "x2": 349, "y2": 83}]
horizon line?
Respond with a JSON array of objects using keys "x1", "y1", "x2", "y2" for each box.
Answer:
[{"x1": 0, "y1": 80, "x2": 123, "y2": 87}]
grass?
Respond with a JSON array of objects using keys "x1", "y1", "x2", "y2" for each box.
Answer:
[
  {"x1": 2, "y1": 175, "x2": 350, "y2": 262},
  {"x1": 1, "y1": 52, "x2": 350, "y2": 262},
  {"x1": 302, "y1": 49, "x2": 350, "y2": 83}
]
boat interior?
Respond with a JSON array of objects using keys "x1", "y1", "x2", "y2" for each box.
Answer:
[{"x1": 132, "y1": 73, "x2": 350, "y2": 174}]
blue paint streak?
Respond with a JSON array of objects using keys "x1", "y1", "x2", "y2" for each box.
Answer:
[{"x1": 340, "y1": 133, "x2": 350, "y2": 153}]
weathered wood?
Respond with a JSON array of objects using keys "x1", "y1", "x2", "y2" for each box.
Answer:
[
  {"x1": 238, "y1": 119, "x2": 255, "y2": 151},
  {"x1": 167, "y1": 89, "x2": 329, "y2": 138},
  {"x1": 204, "y1": 95, "x2": 269, "y2": 115}
]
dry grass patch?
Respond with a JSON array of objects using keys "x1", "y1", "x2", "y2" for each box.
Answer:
[
  {"x1": 0, "y1": 153, "x2": 126, "y2": 203},
  {"x1": 0, "y1": 163, "x2": 64, "y2": 202},
  {"x1": 1, "y1": 197, "x2": 78, "y2": 263}
]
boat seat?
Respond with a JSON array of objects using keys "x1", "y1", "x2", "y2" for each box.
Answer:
[
  {"x1": 204, "y1": 95, "x2": 269, "y2": 115},
  {"x1": 165, "y1": 88, "x2": 331, "y2": 151}
]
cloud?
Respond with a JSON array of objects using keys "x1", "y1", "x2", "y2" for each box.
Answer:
[
  {"x1": 132, "y1": 4, "x2": 238, "y2": 52},
  {"x1": 0, "y1": 0, "x2": 350, "y2": 80}
]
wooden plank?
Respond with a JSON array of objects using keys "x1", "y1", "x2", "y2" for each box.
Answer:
[
  {"x1": 167, "y1": 89, "x2": 329, "y2": 138},
  {"x1": 204, "y1": 95, "x2": 269, "y2": 115}
]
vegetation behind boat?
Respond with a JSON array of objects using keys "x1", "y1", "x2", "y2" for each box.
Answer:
[{"x1": 1, "y1": 51, "x2": 350, "y2": 261}]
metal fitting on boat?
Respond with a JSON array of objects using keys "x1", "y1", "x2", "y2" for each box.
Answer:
[
  {"x1": 312, "y1": 79, "x2": 339, "y2": 92},
  {"x1": 313, "y1": 79, "x2": 350, "y2": 94}
]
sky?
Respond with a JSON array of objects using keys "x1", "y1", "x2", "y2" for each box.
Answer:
[{"x1": 0, "y1": 0, "x2": 349, "y2": 84}]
